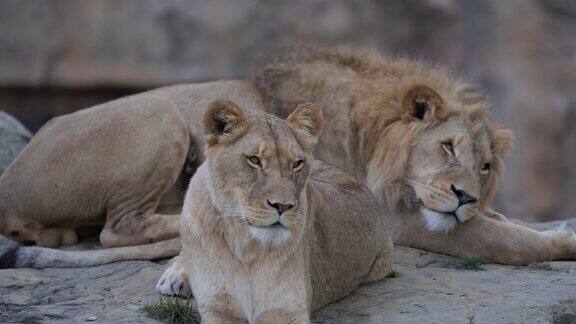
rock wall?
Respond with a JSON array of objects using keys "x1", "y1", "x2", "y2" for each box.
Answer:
[
  {"x1": 0, "y1": 0, "x2": 575, "y2": 221},
  {"x1": 0, "y1": 112, "x2": 31, "y2": 174}
]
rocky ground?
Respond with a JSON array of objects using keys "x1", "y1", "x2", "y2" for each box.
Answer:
[
  {"x1": 1, "y1": 237, "x2": 574, "y2": 323},
  {"x1": 315, "y1": 248, "x2": 576, "y2": 324},
  {"x1": 1, "y1": 111, "x2": 574, "y2": 323}
]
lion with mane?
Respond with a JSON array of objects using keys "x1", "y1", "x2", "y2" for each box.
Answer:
[
  {"x1": 0, "y1": 47, "x2": 574, "y2": 268},
  {"x1": 252, "y1": 47, "x2": 576, "y2": 265}
]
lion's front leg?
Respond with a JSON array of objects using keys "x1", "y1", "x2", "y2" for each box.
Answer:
[
  {"x1": 156, "y1": 254, "x2": 192, "y2": 297},
  {"x1": 99, "y1": 211, "x2": 181, "y2": 248},
  {"x1": 255, "y1": 309, "x2": 310, "y2": 324},
  {"x1": 36, "y1": 227, "x2": 78, "y2": 248},
  {"x1": 483, "y1": 207, "x2": 576, "y2": 233},
  {"x1": 540, "y1": 225, "x2": 576, "y2": 260},
  {"x1": 511, "y1": 217, "x2": 576, "y2": 232},
  {"x1": 483, "y1": 208, "x2": 511, "y2": 223},
  {"x1": 398, "y1": 215, "x2": 576, "y2": 265},
  {"x1": 200, "y1": 310, "x2": 247, "y2": 324}
]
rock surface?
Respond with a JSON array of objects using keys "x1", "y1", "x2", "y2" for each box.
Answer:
[
  {"x1": 315, "y1": 248, "x2": 576, "y2": 324},
  {"x1": 1, "y1": 238, "x2": 574, "y2": 323},
  {"x1": 0, "y1": 112, "x2": 31, "y2": 174}
]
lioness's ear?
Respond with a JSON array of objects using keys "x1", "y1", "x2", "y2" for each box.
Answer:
[
  {"x1": 402, "y1": 85, "x2": 446, "y2": 122},
  {"x1": 286, "y1": 103, "x2": 324, "y2": 151},
  {"x1": 490, "y1": 125, "x2": 513, "y2": 156},
  {"x1": 204, "y1": 99, "x2": 248, "y2": 146}
]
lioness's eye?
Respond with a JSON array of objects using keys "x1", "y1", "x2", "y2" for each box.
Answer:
[
  {"x1": 442, "y1": 141, "x2": 454, "y2": 156},
  {"x1": 480, "y1": 162, "x2": 491, "y2": 175},
  {"x1": 293, "y1": 159, "x2": 305, "y2": 172},
  {"x1": 247, "y1": 156, "x2": 261, "y2": 167}
]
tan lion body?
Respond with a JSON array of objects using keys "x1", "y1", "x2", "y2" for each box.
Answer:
[
  {"x1": 253, "y1": 48, "x2": 576, "y2": 265},
  {"x1": 0, "y1": 81, "x2": 262, "y2": 250},
  {"x1": 0, "y1": 48, "x2": 574, "y2": 268},
  {"x1": 180, "y1": 164, "x2": 393, "y2": 322},
  {"x1": 159, "y1": 100, "x2": 392, "y2": 323}
]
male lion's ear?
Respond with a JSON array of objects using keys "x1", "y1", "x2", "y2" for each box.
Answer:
[
  {"x1": 204, "y1": 99, "x2": 248, "y2": 146},
  {"x1": 491, "y1": 125, "x2": 514, "y2": 156},
  {"x1": 402, "y1": 85, "x2": 446, "y2": 122},
  {"x1": 286, "y1": 103, "x2": 324, "y2": 151}
]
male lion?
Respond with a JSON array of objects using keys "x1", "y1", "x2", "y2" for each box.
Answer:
[
  {"x1": 252, "y1": 48, "x2": 576, "y2": 265},
  {"x1": 158, "y1": 99, "x2": 393, "y2": 323},
  {"x1": 0, "y1": 47, "x2": 574, "y2": 267}
]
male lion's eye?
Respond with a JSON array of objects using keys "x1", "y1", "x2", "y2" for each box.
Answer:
[
  {"x1": 480, "y1": 162, "x2": 491, "y2": 175},
  {"x1": 247, "y1": 156, "x2": 261, "y2": 167},
  {"x1": 293, "y1": 159, "x2": 305, "y2": 172},
  {"x1": 442, "y1": 141, "x2": 454, "y2": 156}
]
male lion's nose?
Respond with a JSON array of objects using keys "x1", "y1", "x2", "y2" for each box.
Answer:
[
  {"x1": 267, "y1": 200, "x2": 294, "y2": 215},
  {"x1": 451, "y1": 185, "x2": 478, "y2": 206}
]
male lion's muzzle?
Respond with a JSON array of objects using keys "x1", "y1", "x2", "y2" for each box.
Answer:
[{"x1": 412, "y1": 180, "x2": 481, "y2": 231}]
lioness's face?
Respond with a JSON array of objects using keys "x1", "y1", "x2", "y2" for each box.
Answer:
[
  {"x1": 399, "y1": 86, "x2": 512, "y2": 232},
  {"x1": 203, "y1": 100, "x2": 323, "y2": 246}
]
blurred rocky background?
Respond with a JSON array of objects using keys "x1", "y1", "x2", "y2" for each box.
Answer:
[{"x1": 0, "y1": 0, "x2": 574, "y2": 221}]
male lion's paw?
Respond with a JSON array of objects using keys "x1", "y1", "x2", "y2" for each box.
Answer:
[
  {"x1": 541, "y1": 222, "x2": 576, "y2": 241},
  {"x1": 155, "y1": 263, "x2": 191, "y2": 297}
]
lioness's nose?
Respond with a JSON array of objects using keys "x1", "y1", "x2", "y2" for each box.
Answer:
[
  {"x1": 451, "y1": 185, "x2": 478, "y2": 206},
  {"x1": 267, "y1": 200, "x2": 294, "y2": 215}
]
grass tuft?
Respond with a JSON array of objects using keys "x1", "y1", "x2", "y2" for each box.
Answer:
[
  {"x1": 460, "y1": 256, "x2": 483, "y2": 270},
  {"x1": 142, "y1": 297, "x2": 199, "y2": 324},
  {"x1": 527, "y1": 262, "x2": 554, "y2": 271},
  {"x1": 385, "y1": 269, "x2": 401, "y2": 278}
]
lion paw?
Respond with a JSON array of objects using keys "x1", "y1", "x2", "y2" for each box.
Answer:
[
  {"x1": 541, "y1": 222, "x2": 576, "y2": 240},
  {"x1": 155, "y1": 262, "x2": 191, "y2": 297}
]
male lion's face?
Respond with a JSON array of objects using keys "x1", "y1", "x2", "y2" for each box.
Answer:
[
  {"x1": 409, "y1": 118, "x2": 495, "y2": 231},
  {"x1": 203, "y1": 100, "x2": 323, "y2": 246},
  {"x1": 398, "y1": 85, "x2": 512, "y2": 232}
]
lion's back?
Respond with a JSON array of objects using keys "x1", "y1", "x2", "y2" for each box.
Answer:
[
  {"x1": 307, "y1": 160, "x2": 390, "y2": 310},
  {"x1": 0, "y1": 90, "x2": 190, "y2": 224}
]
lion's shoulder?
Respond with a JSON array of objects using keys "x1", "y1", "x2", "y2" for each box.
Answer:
[{"x1": 310, "y1": 161, "x2": 365, "y2": 193}]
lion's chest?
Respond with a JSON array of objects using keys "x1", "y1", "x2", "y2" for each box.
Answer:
[{"x1": 189, "y1": 251, "x2": 308, "y2": 321}]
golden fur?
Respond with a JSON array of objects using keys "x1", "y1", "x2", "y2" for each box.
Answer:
[
  {"x1": 1, "y1": 48, "x2": 574, "y2": 268},
  {"x1": 0, "y1": 80, "x2": 263, "y2": 249},
  {"x1": 157, "y1": 100, "x2": 393, "y2": 322},
  {"x1": 0, "y1": 81, "x2": 266, "y2": 267},
  {"x1": 0, "y1": 95, "x2": 190, "y2": 248},
  {"x1": 253, "y1": 47, "x2": 576, "y2": 265}
]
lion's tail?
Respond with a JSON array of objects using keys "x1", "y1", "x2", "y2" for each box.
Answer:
[{"x1": 0, "y1": 238, "x2": 181, "y2": 269}]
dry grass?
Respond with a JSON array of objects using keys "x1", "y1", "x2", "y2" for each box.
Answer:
[
  {"x1": 460, "y1": 257, "x2": 484, "y2": 270},
  {"x1": 385, "y1": 269, "x2": 401, "y2": 278},
  {"x1": 142, "y1": 297, "x2": 199, "y2": 324}
]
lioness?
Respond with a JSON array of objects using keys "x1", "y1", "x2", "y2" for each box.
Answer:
[
  {"x1": 160, "y1": 99, "x2": 392, "y2": 323},
  {"x1": 0, "y1": 47, "x2": 574, "y2": 267}
]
